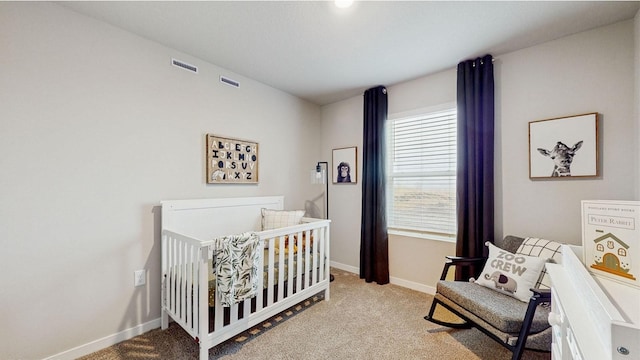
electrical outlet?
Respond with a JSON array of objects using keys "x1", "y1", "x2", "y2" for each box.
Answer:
[{"x1": 134, "y1": 269, "x2": 146, "y2": 287}]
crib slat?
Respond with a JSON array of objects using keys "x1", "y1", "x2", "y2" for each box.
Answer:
[
  {"x1": 173, "y1": 238, "x2": 179, "y2": 314},
  {"x1": 212, "y1": 241, "x2": 222, "y2": 332},
  {"x1": 181, "y1": 242, "x2": 187, "y2": 323},
  {"x1": 186, "y1": 244, "x2": 192, "y2": 329},
  {"x1": 166, "y1": 237, "x2": 173, "y2": 314},
  {"x1": 309, "y1": 229, "x2": 316, "y2": 286},
  {"x1": 176, "y1": 239, "x2": 183, "y2": 319},
  {"x1": 180, "y1": 244, "x2": 186, "y2": 298},
  {"x1": 255, "y1": 238, "x2": 268, "y2": 313},
  {"x1": 277, "y1": 236, "x2": 285, "y2": 302},
  {"x1": 184, "y1": 243, "x2": 190, "y2": 327},
  {"x1": 198, "y1": 247, "x2": 208, "y2": 348},
  {"x1": 298, "y1": 231, "x2": 309, "y2": 290},
  {"x1": 231, "y1": 302, "x2": 239, "y2": 323},
  {"x1": 304, "y1": 231, "x2": 310, "y2": 290},
  {"x1": 214, "y1": 289, "x2": 223, "y2": 332},
  {"x1": 169, "y1": 237, "x2": 176, "y2": 314},
  {"x1": 191, "y1": 245, "x2": 196, "y2": 333},
  {"x1": 243, "y1": 296, "x2": 251, "y2": 320},
  {"x1": 286, "y1": 233, "x2": 296, "y2": 297},
  {"x1": 295, "y1": 232, "x2": 302, "y2": 292},
  {"x1": 267, "y1": 240, "x2": 275, "y2": 307},
  {"x1": 191, "y1": 244, "x2": 198, "y2": 330}
]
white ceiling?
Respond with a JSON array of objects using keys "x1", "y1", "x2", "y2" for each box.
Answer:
[{"x1": 60, "y1": 1, "x2": 640, "y2": 106}]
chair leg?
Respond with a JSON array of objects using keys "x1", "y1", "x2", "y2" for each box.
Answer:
[
  {"x1": 511, "y1": 291, "x2": 548, "y2": 360},
  {"x1": 425, "y1": 296, "x2": 439, "y2": 319}
]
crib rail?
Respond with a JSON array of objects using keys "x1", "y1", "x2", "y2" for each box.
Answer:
[{"x1": 161, "y1": 217, "x2": 330, "y2": 356}]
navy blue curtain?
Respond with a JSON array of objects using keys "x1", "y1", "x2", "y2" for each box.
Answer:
[
  {"x1": 456, "y1": 55, "x2": 495, "y2": 281},
  {"x1": 360, "y1": 85, "x2": 389, "y2": 285}
]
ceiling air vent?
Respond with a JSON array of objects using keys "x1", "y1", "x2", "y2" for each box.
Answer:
[
  {"x1": 220, "y1": 76, "x2": 240, "y2": 88},
  {"x1": 171, "y1": 58, "x2": 198, "y2": 73}
]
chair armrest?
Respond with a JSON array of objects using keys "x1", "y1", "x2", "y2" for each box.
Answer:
[
  {"x1": 445, "y1": 256, "x2": 486, "y2": 264},
  {"x1": 530, "y1": 288, "x2": 552, "y2": 301},
  {"x1": 439, "y1": 256, "x2": 486, "y2": 280}
]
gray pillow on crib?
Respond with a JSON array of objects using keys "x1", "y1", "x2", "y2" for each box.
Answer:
[{"x1": 261, "y1": 208, "x2": 305, "y2": 230}]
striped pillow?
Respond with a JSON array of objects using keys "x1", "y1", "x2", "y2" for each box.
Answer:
[{"x1": 515, "y1": 237, "x2": 563, "y2": 289}]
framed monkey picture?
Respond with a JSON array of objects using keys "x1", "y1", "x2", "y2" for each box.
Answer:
[{"x1": 332, "y1": 146, "x2": 357, "y2": 184}]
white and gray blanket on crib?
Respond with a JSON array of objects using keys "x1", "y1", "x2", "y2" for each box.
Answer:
[{"x1": 212, "y1": 231, "x2": 262, "y2": 307}]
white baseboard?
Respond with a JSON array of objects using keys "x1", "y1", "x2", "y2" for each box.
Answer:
[
  {"x1": 44, "y1": 318, "x2": 161, "y2": 360},
  {"x1": 330, "y1": 260, "x2": 359, "y2": 274},
  {"x1": 389, "y1": 276, "x2": 436, "y2": 295},
  {"x1": 330, "y1": 261, "x2": 435, "y2": 295},
  {"x1": 47, "y1": 264, "x2": 433, "y2": 359}
]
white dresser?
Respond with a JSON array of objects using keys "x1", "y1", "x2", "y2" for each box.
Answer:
[{"x1": 546, "y1": 245, "x2": 640, "y2": 360}]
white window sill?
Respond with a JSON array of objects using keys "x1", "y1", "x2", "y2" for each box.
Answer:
[{"x1": 388, "y1": 229, "x2": 456, "y2": 243}]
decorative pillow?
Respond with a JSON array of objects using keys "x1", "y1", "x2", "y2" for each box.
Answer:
[
  {"x1": 261, "y1": 208, "x2": 305, "y2": 230},
  {"x1": 516, "y1": 237, "x2": 562, "y2": 290},
  {"x1": 474, "y1": 241, "x2": 548, "y2": 302}
]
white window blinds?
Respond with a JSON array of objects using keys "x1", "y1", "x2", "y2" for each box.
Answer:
[{"x1": 386, "y1": 107, "x2": 457, "y2": 238}]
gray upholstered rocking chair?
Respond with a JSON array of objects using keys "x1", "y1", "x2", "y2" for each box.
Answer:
[{"x1": 424, "y1": 235, "x2": 552, "y2": 360}]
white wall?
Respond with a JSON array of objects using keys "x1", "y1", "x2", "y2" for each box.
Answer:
[
  {"x1": 636, "y1": 10, "x2": 640, "y2": 200},
  {"x1": 0, "y1": 3, "x2": 321, "y2": 359},
  {"x1": 322, "y1": 20, "x2": 638, "y2": 291},
  {"x1": 320, "y1": 96, "x2": 363, "y2": 273},
  {"x1": 498, "y1": 19, "x2": 636, "y2": 243}
]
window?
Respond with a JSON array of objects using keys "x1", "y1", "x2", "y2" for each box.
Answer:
[{"x1": 386, "y1": 106, "x2": 457, "y2": 241}]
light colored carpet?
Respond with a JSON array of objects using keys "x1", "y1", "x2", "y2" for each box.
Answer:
[{"x1": 79, "y1": 270, "x2": 551, "y2": 359}]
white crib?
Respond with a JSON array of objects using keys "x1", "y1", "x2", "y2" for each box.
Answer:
[{"x1": 160, "y1": 196, "x2": 331, "y2": 360}]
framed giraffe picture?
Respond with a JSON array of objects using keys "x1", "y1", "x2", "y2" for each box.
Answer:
[{"x1": 528, "y1": 113, "x2": 598, "y2": 179}]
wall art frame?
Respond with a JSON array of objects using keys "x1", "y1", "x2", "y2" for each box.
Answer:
[
  {"x1": 332, "y1": 146, "x2": 357, "y2": 184},
  {"x1": 528, "y1": 112, "x2": 598, "y2": 179},
  {"x1": 206, "y1": 134, "x2": 258, "y2": 184}
]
